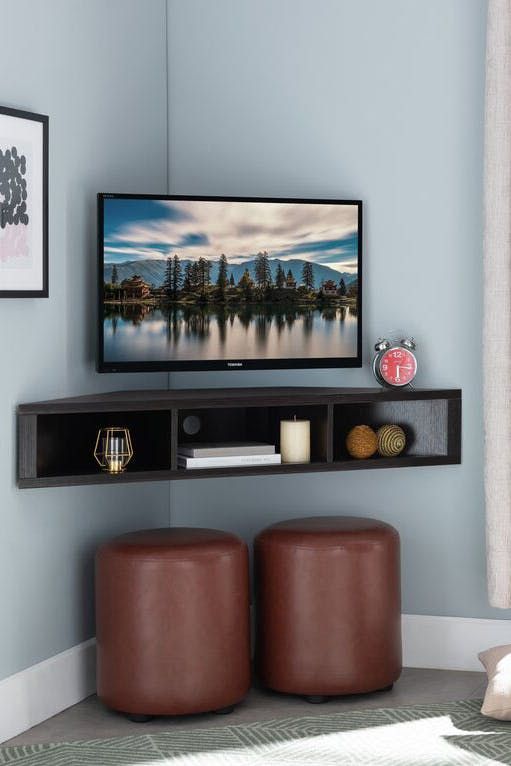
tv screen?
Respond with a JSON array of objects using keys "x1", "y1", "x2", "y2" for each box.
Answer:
[{"x1": 98, "y1": 195, "x2": 362, "y2": 372}]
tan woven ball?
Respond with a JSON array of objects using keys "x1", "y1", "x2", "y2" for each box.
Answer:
[
  {"x1": 377, "y1": 424, "x2": 406, "y2": 457},
  {"x1": 346, "y1": 425, "x2": 378, "y2": 459}
]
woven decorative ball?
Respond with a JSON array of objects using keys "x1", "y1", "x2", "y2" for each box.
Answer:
[
  {"x1": 346, "y1": 425, "x2": 378, "y2": 459},
  {"x1": 377, "y1": 424, "x2": 406, "y2": 457}
]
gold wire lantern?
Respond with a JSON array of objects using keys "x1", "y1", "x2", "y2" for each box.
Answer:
[{"x1": 94, "y1": 427, "x2": 133, "y2": 474}]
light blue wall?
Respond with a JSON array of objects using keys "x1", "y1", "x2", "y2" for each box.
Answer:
[
  {"x1": 0, "y1": 0, "x2": 499, "y2": 685},
  {"x1": 0, "y1": 0, "x2": 169, "y2": 681},
  {"x1": 166, "y1": 0, "x2": 502, "y2": 620}
]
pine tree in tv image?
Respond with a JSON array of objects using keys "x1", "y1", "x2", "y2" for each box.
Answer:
[{"x1": 102, "y1": 199, "x2": 359, "y2": 364}]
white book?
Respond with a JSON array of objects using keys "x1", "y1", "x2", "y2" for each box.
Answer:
[
  {"x1": 178, "y1": 441, "x2": 276, "y2": 458},
  {"x1": 177, "y1": 453, "x2": 282, "y2": 470}
]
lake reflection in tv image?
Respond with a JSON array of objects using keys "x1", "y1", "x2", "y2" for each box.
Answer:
[
  {"x1": 104, "y1": 305, "x2": 358, "y2": 362},
  {"x1": 102, "y1": 198, "x2": 359, "y2": 363}
]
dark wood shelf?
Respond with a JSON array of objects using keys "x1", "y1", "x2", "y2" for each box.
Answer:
[
  {"x1": 17, "y1": 387, "x2": 461, "y2": 488},
  {"x1": 18, "y1": 386, "x2": 459, "y2": 414},
  {"x1": 17, "y1": 455, "x2": 460, "y2": 489}
]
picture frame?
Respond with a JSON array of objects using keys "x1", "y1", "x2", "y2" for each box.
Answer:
[{"x1": 0, "y1": 105, "x2": 48, "y2": 298}]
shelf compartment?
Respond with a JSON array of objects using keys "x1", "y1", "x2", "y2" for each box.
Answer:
[
  {"x1": 35, "y1": 410, "x2": 172, "y2": 478},
  {"x1": 333, "y1": 397, "x2": 460, "y2": 462},
  {"x1": 177, "y1": 404, "x2": 329, "y2": 464}
]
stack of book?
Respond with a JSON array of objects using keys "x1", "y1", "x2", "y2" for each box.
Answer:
[{"x1": 177, "y1": 442, "x2": 281, "y2": 470}]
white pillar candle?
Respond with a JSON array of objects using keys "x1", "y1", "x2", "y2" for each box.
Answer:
[{"x1": 280, "y1": 417, "x2": 311, "y2": 464}]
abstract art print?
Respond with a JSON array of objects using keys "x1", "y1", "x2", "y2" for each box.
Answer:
[
  {"x1": 99, "y1": 196, "x2": 361, "y2": 371},
  {"x1": 0, "y1": 106, "x2": 48, "y2": 297}
]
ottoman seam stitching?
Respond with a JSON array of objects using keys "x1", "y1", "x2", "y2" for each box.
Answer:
[
  {"x1": 257, "y1": 543, "x2": 391, "y2": 550},
  {"x1": 105, "y1": 551, "x2": 244, "y2": 562}
]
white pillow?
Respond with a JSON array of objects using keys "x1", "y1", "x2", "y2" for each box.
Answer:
[{"x1": 479, "y1": 644, "x2": 511, "y2": 720}]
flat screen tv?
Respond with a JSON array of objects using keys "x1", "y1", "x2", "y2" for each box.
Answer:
[{"x1": 97, "y1": 194, "x2": 362, "y2": 372}]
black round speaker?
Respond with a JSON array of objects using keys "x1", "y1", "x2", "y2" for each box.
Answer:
[{"x1": 182, "y1": 415, "x2": 201, "y2": 436}]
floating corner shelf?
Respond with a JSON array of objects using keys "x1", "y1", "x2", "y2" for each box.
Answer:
[{"x1": 17, "y1": 386, "x2": 461, "y2": 489}]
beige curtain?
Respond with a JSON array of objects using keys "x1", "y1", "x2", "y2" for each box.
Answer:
[{"x1": 484, "y1": 0, "x2": 511, "y2": 608}]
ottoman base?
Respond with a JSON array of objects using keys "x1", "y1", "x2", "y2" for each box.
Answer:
[
  {"x1": 127, "y1": 714, "x2": 154, "y2": 723},
  {"x1": 304, "y1": 683, "x2": 394, "y2": 704},
  {"x1": 304, "y1": 695, "x2": 329, "y2": 704},
  {"x1": 124, "y1": 704, "x2": 237, "y2": 722},
  {"x1": 213, "y1": 705, "x2": 235, "y2": 715}
]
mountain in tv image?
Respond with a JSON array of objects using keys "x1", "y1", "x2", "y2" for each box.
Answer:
[
  {"x1": 104, "y1": 258, "x2": 357, "y2": 289},
  {"x1": 101, "y1": 197, "x2": 360, "y2": 363}
]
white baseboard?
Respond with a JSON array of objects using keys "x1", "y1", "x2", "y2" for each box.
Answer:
[
  {"x1": 0, "y1": 614, "x2": 509, "y2": 743},
  {"x1": 403, "y1": 614, "x2": 511, "y2": 672},
  {"x1": 0, "y1": 638, "x2": 96, "y2": 744}
]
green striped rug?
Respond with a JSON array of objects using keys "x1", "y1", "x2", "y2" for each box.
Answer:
[{"x1": 1, "y1": 699, "x2": 508, "y2": 765}]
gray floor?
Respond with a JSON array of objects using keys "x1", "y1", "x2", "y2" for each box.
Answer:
[{"x1": 5, "y1": 668, "x2": 486, "y2": 746}]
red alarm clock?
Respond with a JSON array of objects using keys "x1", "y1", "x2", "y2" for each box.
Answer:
[{"x1": 373, "y1": 338, "x2": 417, "y2": 388}]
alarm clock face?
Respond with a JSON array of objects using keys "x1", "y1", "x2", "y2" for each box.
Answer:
[{"x1": 379, "y1": 347, "x2": 417, "y2": 387}]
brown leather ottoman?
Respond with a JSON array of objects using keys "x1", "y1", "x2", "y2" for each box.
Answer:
[
  {"x1": 255, "y1": 516, "x2": 401, "y2": 700},
  {"x1": 96, "y1": 527, "x2": 250, "y2": 719}
]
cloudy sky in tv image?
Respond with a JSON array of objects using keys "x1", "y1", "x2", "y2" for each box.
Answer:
[{"x1": 103, "y1": 198, "x2": 359, "y2": 274}]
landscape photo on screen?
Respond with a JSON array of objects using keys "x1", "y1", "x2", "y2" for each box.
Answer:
[{"x1": 102, "y1": 198, "x2": 359, "y2": 363}]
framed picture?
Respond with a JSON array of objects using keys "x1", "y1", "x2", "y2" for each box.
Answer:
[{"x1": 0, "y1": 106, "x2": 48, "y2": 297}]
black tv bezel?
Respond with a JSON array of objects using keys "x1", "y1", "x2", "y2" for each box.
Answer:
[{"x1": 97, "y1": 193, "x2": 362, "y2": 373}]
